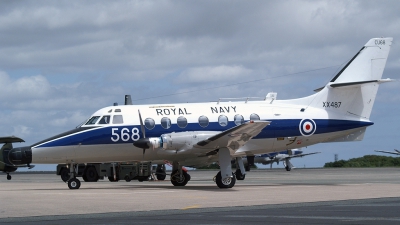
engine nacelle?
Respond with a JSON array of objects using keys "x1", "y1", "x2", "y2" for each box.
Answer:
[
  {"x1": 1, "y1": 137, "x2": 32, "y2": 174},
  {"x1": 150, "y1": 131, "x2": 219, "y2": 151}
]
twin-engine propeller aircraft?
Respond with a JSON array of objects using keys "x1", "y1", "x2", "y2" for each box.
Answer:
[
  {"x1": 0, "y1": 37, "x2": 394, "y2": 189},
  {"x1": 241, "y1": 149, "x2": 320, "y2": 171}
]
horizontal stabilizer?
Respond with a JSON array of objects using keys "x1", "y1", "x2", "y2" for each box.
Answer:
[
  {"x1": 330, "y1": 78, "x2": 394, "y2": 88},
  {"x1": 313, "y1": 78, "x2": 394, "y2": 92},
  {"x1": 287, "y1": 152, "x2": 321, "y2": 159},
  {"x1": 0, "y1": 136, "x2": 25, "y2": 144}
]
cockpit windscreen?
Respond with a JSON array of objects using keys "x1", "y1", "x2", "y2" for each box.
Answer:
[{"x1": 85, "y1": 116, "x2": 100, "y2": 125}]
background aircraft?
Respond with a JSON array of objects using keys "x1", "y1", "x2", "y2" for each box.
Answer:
[
  {"x1": 375, "y1": 149, "x2": 400, "y2": 156},
  {"x1": 242, "y1": 149, "x2": 320, "y2": 171}
]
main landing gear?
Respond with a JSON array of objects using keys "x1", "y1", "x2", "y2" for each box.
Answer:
[
  {"x1": 6, "y1": 173, "x2": 11, "y2": 180},
  {"x1": 213, "y1": 148, "x2": 246, "y2": 188},
  {"x1": 170, "y1": 162, "x2": 190, "y2": 186},
  {"x1": 284, "y1": 158, "x2": 293, "y2": 171}
]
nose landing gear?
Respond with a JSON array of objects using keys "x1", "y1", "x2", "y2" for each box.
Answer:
[{"x1": 67, "y1": 163, "x2": 81, "y2": 190}]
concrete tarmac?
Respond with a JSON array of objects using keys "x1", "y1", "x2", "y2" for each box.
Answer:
[{"x1": 1, "y1": 168, "x2": 400, "y2": 224}]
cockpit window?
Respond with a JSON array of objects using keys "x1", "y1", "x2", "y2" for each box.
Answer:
[
  {"x1": 85, "y1": 116, "x2": 100, "y2": 125},
  {"x1": 112, "y1": 115, "x2": 124, "y2": 124},
  {"x1": 98, "y1": 115, "x2": 111, "y2": 124}
]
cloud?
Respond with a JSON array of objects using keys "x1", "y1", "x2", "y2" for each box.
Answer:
[{"x1": 177, "y1": 65, "x2": 252, "y2": 84}]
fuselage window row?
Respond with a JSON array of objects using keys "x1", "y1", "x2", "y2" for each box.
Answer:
[{"x1": 142, "y1": 113, "x2": 258, "y2": 130}]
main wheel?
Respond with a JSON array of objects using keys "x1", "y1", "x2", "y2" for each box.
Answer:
[
  {"x1": 285, "y1": 166, "x2": 291, "y2": 171},
  {"x1": 84, "y1": 166, "x2": 99, "y2": 182},
  {"x1": 170, "y1": 170, "x2": 190, "y2": 186},
  {"x1": 156, "y1": 174, "x2": 166, "y2": 180},
  {"x1": 68, "y1": 178, "x2": 81, "y2": 189},
  {"x1": 7, "y1": 174, "x2": 11, "y2": 180},
  {"x1": 235, "y1": 169, "x2": 245, "y2": 180},
  {"x1": 60, "y1": 167, "x2": 70, "y2": 182},
  {"x1": 245, "y1": 165, "x2": 250, "y2": 172},
  {"x1": 216, "y1": 171, "x2": 236, "y2": 188}
]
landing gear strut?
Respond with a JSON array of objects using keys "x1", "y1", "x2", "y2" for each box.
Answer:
[
  {"x1": 67, "y1": 163, "x2": 81, "y2": 189},
  {"x1": 215, "y1": 148, "x2": 236, "y2": 188},
  {"x1": 235, "y1": 157, "x2": 246, "y2": 180},
  {"x1": 284, "y1": 158, "x2": 293, "y2": 171}
]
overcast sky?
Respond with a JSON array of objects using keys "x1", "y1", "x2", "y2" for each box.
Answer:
[{"x1": 1, "y1": 0, "x2": 400, "y2": 170}]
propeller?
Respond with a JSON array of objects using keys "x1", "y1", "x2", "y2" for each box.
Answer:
[
  {"x1": 133, "y1": 110, "x2": 150, "y2": 158},
  {"x1": 395, "y1": 149, "x2": 400, "y2": 153}
]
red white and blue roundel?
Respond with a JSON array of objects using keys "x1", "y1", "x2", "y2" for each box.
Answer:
[{"x1": 299, "y1": 119, "x2": 316, "y2": 136}]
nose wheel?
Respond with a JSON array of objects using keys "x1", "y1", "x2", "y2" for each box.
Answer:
[
  {"x1": 68, "y1": 178, "x2": 81, "y2": 189},
  {"x1": 6, "y1": 173, "x2": 11, "y2": 180}
]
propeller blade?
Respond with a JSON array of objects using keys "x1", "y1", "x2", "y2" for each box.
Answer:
[
  {"x1": 138, "y1": 109, "x2": 146, "y2": 139},
  {"x1": 395, "y1": 149, "x2": 400, "y2": 153},
  {"x1": 270, "y1": 163, "x2": 272, "y2": 169}
]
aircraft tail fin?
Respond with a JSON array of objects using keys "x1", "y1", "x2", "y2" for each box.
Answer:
[{"x1": 284, "y1": 37, "x2": 393, "y2": 120}]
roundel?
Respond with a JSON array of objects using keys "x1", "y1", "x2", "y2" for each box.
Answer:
[{"x1": 299, "y1": 119, "x2": 316, "y2": 136}]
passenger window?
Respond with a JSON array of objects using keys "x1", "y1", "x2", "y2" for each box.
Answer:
[
  {"x1": 234, "y1": 114, "x2": 244, "y2": 125},
  {"x1": 198, "y1": 116, "x2": 209, "y2": 128},
  {"x1": 250, "y1": 113, "x2": 260, "y2": 121},
  {"x1": 218, "y1": 115, "x2": 228, "y2": 127},
  {"x1": 114, "y1": 109, "x2": 121, "y2": 112},
  {"x1": 112, "y1": 115, "x2": 124, "y2": 124},
  {"x1": 161, "y1": 117, "x2": 171, "y2": 129},
  {"x1": 145, "y1": 118, "x2": 155, "y2": 130},
  {"x1": 98, "y1": 115, "x2": 111, "y2": 124},
  {"x1": 177, "y1": 116, "x2": 187, "y2": 128},
  {"x1": 85, "y1": 116, "x2": 100, "y2": 125}
]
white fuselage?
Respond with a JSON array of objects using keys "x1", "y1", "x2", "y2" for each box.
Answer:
[{"x1": 30, "y1": 100, "x2": 371, "y2": 166}]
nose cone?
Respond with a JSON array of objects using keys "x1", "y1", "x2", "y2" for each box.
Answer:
[{"x1": 133, "y1": 138, "x2": 150, "y2": 149}]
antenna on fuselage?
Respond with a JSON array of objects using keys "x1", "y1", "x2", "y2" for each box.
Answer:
[{"x1": 125, "y1": 95, "x2": 133, "y2": 105}]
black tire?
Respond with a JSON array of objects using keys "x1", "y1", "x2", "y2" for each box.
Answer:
[
  {"x1": 125, "y1": 176, "x2": 131, "y2": 182},
  {"x1": 68, "y1": 178, "x2": 81, "y2": 189},
  {"x1": 235, "y1": 169, "x2": 245, "y2": 180},
  {"x1": 60, "y1": 168, "x2": 70, "y2": 182},
  {"x1": 156, "y1": 174, "x2": 166, "y2": 180},
  {"x1": 170, "y1": 170, "x2": 190, "y2": 186},
  {"x1": 7, "y1": 174, "x2": 11, "y2": 180},
  {"x1": 285, "y1": 166, "x2": 291, "y2": 171},
  {"x1": 216, "y1": 171, "x2": 236, "y2": 188},
  {"x1": 84, "y1": 166, "x2": 99, "y2": 182},
  {"x1": 245, "y1": 165, "x2": 250, "y2": 172}
]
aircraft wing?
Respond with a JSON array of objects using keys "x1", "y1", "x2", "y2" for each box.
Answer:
[
  {"x1": 195, "y1": 121, "x2": 270, "y2": 152},
  {"x1": 375, "y1": 150, "x2": 400, "y2": 155},
  {"x1": 286, "y1": 152, "x2": 321, "y2": 159}
]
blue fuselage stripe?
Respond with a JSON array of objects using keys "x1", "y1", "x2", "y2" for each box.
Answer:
[{"x1": 35, "y1": 119, "x2": 373, "y2": 148}]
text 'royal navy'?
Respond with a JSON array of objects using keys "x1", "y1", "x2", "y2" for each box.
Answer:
[
  {"x1": 211, "y1": 106, "x2": 237, "y2": 113},
  {"x1": 156, "y1": 108, "x2": 191, "y2": 116}
]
